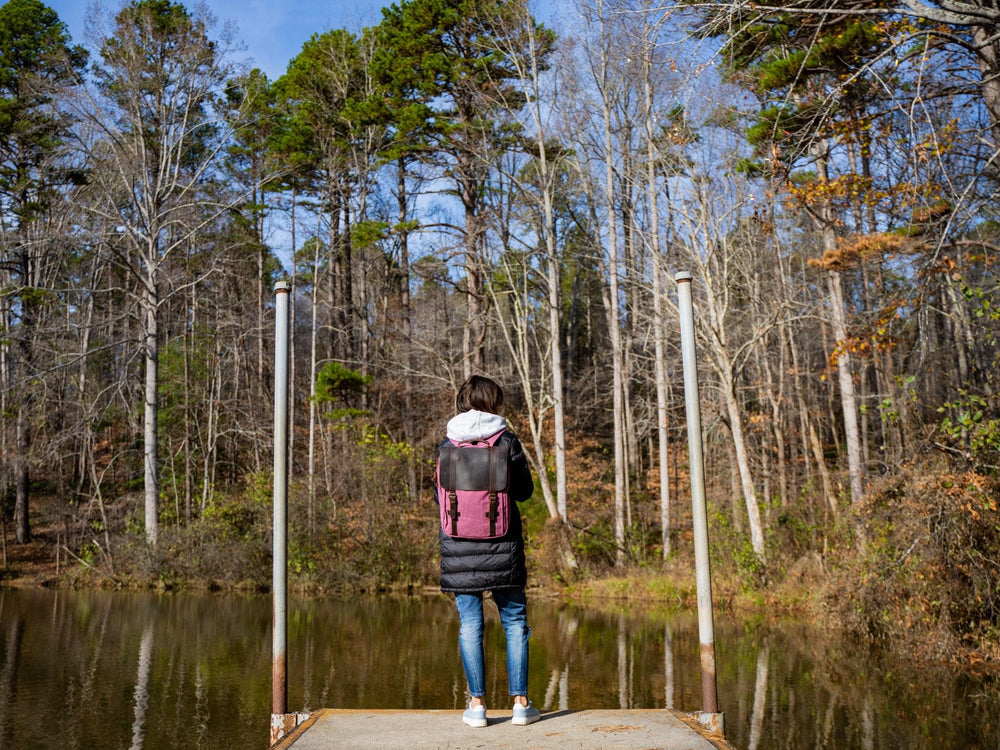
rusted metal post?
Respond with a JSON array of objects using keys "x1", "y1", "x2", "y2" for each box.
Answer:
[
  {"x1": 675, "y1": 271, "x2": 724, "y2": 736},
  {"x1": 271, "y1": 281, "x2": 290, "y2": 744}
]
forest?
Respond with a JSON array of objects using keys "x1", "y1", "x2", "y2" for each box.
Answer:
[{"x1": 1, "y1": 0, "x2": 998, "y2": 662}]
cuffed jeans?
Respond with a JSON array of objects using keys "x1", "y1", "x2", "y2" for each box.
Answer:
[{"x1": 454, "y1": 589, "x2": 530, "y2": 698}]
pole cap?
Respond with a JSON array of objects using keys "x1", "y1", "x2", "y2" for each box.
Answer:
[
  {"x1": 675, "y1": 271, "x2": 692, "y2": 282},
  {"x1": 274, "y1": 280, "x2": 291, "y2": 293}
]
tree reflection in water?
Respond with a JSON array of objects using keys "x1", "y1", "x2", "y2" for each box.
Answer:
[
  {"x1": 129, "y1": 623, "x2": 153, "y2": 750},
  {"x1": 0, "y1": 588, "x2": 997, "y2": 750}
]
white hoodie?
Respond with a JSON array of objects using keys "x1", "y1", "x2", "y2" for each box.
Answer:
[{"x1": 446, "y1": 409, "x2": 507, "y2": 442}]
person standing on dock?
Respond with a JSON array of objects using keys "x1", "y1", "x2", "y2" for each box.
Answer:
[{"x1": 435, "y1": 374, "x2": 541, "y2": 728}]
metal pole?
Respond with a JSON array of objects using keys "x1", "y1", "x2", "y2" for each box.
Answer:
[
  {"x1": 272, "y1": 281, "x2": 290, "y2": 728},
  {"x1": 675, "y1": 271, "x2": 724, "y2": 735}
]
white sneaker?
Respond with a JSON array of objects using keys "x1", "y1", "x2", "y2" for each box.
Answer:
[
  {"x1": 463, "y1": 703, "x2": 488, "y2": 728},
  {"x1": 512, "y1": 700, "x2": 540, "y2": 725}
]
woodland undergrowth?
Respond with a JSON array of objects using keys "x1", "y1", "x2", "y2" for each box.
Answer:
[{"x1": 3, "y1": 452, "x2": 998, "y2": 668}]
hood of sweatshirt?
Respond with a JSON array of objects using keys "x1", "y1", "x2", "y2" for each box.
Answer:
[{"x1": 446, "y1": 409, "x2": 507, "y2": 442}]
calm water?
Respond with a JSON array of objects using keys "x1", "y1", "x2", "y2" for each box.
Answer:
[{"x1": 1, "y1": 588, "x2": 997, "y2": 749}]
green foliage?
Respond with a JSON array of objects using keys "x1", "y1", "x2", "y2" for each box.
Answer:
[
  {"x1": 272, "y1": 26, "x2": 371, "y2": 184},
  {"x1": 16, "y1": 286, "x2": 54, "y2": 306},
  {"x1": 225, "y1": 67, "x2": 279, "y2": 176},
  {"x1": 328, "y1": 407, "x2": 371, "y2": 423},
  {"x1": 352, "y1": 220, "x2": 389, "y2": 249},
  {"x1": 315, "y1": 362, "x2": 371, "y2": 405},
  {"x1": 100, "y1": 0, "x2": 202, "y2": 81},
  {"x1": 745, "y1": 104, "x2": 820, "y2": 149},
  {"x1": 200, "y1": 471, "x2": 270, "y2": 540},
  {"x1": 358, "y1": 425, "x2": 414, "y2": 463},
  {"x1": 939, "y1": 391, "x2": 1000, "y2": 470},
  {"x1": 709, "y1": 5, "x2": 894, "y2": 168},
  {"x1": 962, "y1": 281, "x2": 1000, "y2": 339},
  {"x1": 0, "y1": 0, "x2": 87, "y2": 221},
  {"x1": 733, "y1": 157, "x2": 764, "y2": 177},
  {"x1": 708, "y1": 505, "x2": 766, "y2": 590},
  {"x1": 723, "y1": 11, "x2": 886, "y2": 93},
  {"x1": 747, "y1": 19, "x2": 883, "y2": 92},
  {"x1": 78, "y1": 541, "x2": 99, "y2": 567},
  {"x1": 202, "y1": 497, "x2": 260, "y2": 540},
  {"x1": 373, "y1": 0, "x2": 554, "y2": 169},
  {"x1": 570, "y1": 517, "x2": 617, "y2": 568},
  {"x1": 124, "y1": 506, "x2": 145, "y2": 535}
]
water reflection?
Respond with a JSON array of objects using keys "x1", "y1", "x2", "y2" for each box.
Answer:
[
  {"x1": 130, "y1": 624, "x2": 154, "y2": 750},
  {"x1": 747, "y1": 642, "x2": 768, "y2": 750},
  {"x1": 1, "y1": 610, "x2": 23, "y2": 750},
  {"x1": 0, "y1": 588, "x2": 998, "y2": 750},
  {"x1": 665, "y1": 623, "x2": 675, "y2": 709}
]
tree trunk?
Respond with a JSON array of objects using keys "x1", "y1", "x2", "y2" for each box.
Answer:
[
  {"x1": 13, "y1": 407, "x2": 29, "y2": 544},
  {"x1": 643, "y1": 39, "x2": 671, "y2": 558},
  {"x1": 621, "y1": 197, "x2": 640, "y2": 490},
  {"x1": 342, "y1": 198, "x2": 355, "y2": 363},
  {"x1": 289, "y1": 190, "x2": 298, "y2": 484},
  {"x1": 762, "y1": 345, "x2": 788, "y2": 508},
  {"x1": 826, "y1": 270, "x2": 865, "y2": 504},
  {"x1": 973, "y1": 24, "x2": 1000, "y2": 148},
  {"x1": 256, "y1": 182, "x2": 266, "y2": 448},
  {"x1": 203, "y1": 339, "x2": 223, "y2": 512},
  {"x1": 142, "y1": 271, "x2": 159, "y2": 548},
  {"x1": 75, "y1": 275, "x2": 99, "y2": 501},
  {"x1": 721, "y1": 367, "x2": 766, "y2": 561},
  {"x1": 308, "y1": 238, "x2": 321, "y2": 531},
  {"x1": 513, "y1": 11, "x2": 569, "y2": 521},
  {"x1": 13, "y1": 249, "x2": 37, "y2": 544},
  {"x1": 0, "y1": 269, "x2": 9, "y2": 529},
  {"x1": 545, "y1": 217, "x2": 569, "y2": 521},
  {"x1": 815, "y1": 141, "x2": 865, "y2": 505},
  {"x1": 329, "y1": 185, "x2": 345, "y2": 362},
  {"x1": 463, "y1": 177, "x2": 486, "y2": 376},
  {"x1": 598, "y1": 0, "x2": 628, "y2": 566},
  {"x1": 397, "y1": 159, "x2": 418, "y2": 501},
  {"x1": 182, "y1": 282, "x2": 193, "y2": 523}
]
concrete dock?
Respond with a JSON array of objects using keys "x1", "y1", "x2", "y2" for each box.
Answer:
[{"x1": 273, "y1": 708, "x2": 733, "y2": 749}]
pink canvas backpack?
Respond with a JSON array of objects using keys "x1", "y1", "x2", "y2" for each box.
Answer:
[{"x1": 436, "y1": 430, "x2": 510, "y2": 539}]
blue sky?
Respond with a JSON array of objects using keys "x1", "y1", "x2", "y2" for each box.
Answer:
[
  {"x1": 45, "y1": 0, "x2": 393, "y2": 80},
  {"x1": 45, "y1": 1, "x2": 563, "y2": 80}
]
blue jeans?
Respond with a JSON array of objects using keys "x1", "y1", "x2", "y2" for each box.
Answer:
[{"x1": 455, "y1": 589, "x2": 530, "y2": 698}]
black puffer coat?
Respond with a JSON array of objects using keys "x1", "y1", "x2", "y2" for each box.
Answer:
[{"x1": 437, "y1": 430, "x2": 534, "y2": 593}]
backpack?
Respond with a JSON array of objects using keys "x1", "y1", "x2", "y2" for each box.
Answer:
[{"x1": 436, "y1": 431, "x2": 510, "y2": 539}]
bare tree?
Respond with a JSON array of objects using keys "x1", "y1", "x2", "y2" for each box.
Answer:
[
  {"x1": 479, "y1": 0, "x2": 569, "y2": 522},
  {"x1": 671, "y1": 169, "x2": 769, "y2": 562},
  {"x1": 72, "y1": 1, "x2": 247, "y2": 546}
]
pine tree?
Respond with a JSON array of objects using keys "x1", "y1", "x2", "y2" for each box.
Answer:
[
  {"x1": 375, "y1": 0, "x2": 553, "y2": 375},
  {"x1": 0, "y1": 0, "x2": 86, "y2": 543}
]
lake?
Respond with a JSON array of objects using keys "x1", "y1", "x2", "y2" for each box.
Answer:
[{"x1": 0, "y1": 588, "x2": 997, "y2": 749}]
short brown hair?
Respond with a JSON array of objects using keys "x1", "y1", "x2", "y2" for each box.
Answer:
[{"x1": 456, "y1": 375, "x2": 504, "y2": 413}]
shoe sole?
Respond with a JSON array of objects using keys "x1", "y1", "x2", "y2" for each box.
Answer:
[
  {"x1": 511, "y1": 714, "x2": 540, "y2": 726},
  {"x1": 463, "y1": 716, "x2": 488, "y2": 728}
]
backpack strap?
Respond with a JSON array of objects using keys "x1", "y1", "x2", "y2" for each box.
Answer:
[
  {"x1": 448, "y1": 446, "x2": 460, "y2": 534},
  {"x1": 486, "y1": 443, "x2": 499, "y2": 536}
]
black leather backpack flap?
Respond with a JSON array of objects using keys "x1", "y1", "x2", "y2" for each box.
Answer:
[{"x1": 439, "y1": 443, "x2": 509, "y2": 491}]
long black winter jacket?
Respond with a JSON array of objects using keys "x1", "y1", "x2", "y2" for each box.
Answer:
[{"x1": 437, "y1": 429, "x2": 533, "y2": 593}]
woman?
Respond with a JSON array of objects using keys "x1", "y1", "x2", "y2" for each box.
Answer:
[{"x1": 437, "y1": 374, "x2": 540, "y2": 728}]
